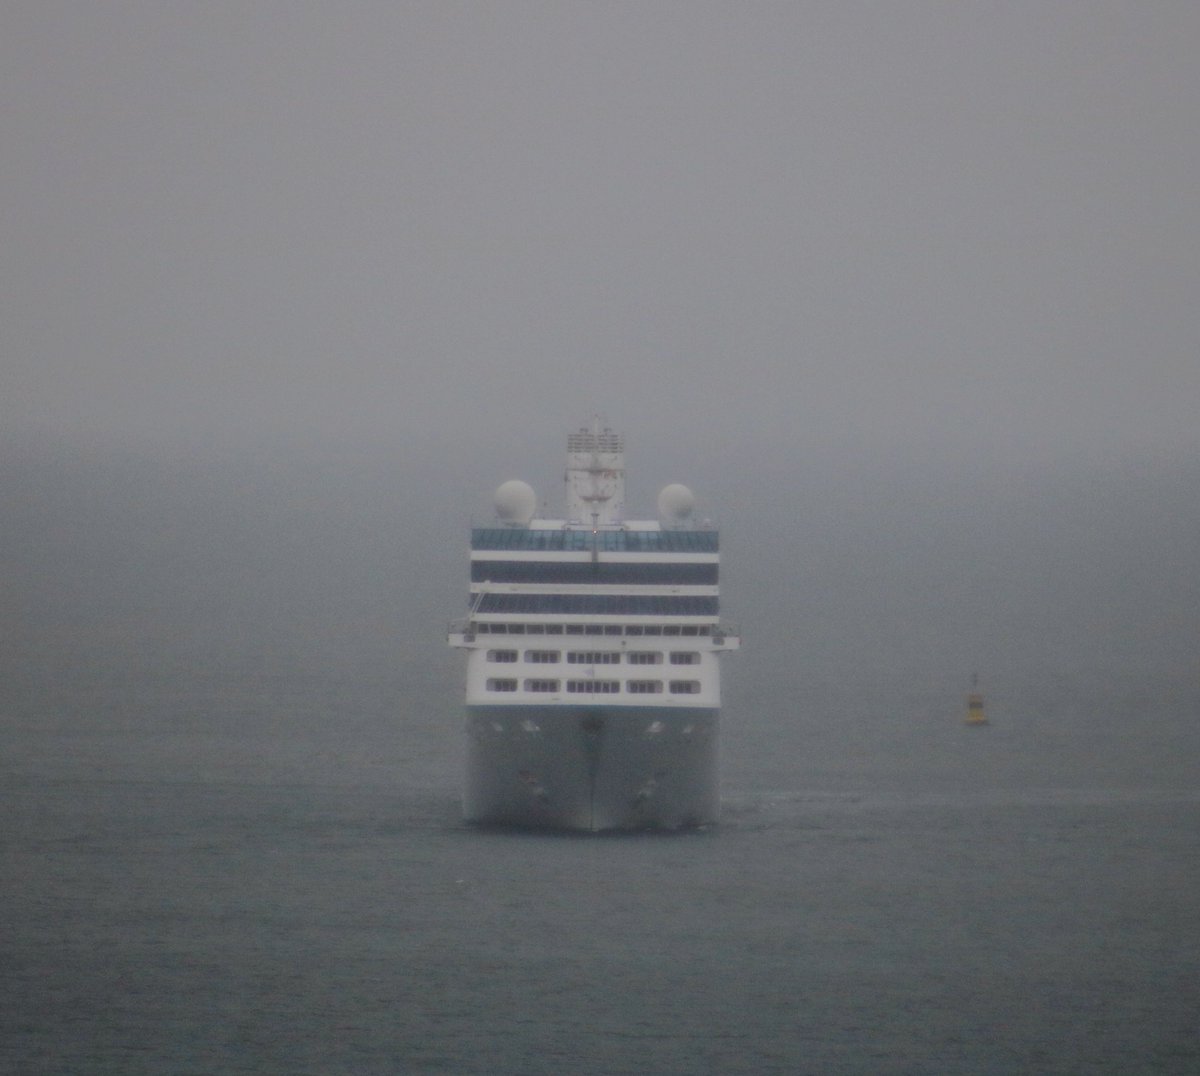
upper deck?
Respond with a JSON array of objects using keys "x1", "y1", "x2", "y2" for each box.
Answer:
[{"x1": 450, "y1": 424, "x2": 739, "y2": 657}]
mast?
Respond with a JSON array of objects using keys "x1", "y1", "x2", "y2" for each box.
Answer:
[{"x1": 565, "y1": 418, "x2": 625, "y2": 525}]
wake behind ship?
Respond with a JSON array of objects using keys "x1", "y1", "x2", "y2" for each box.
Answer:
[{"x1": 447, "y1": 424, "x2": 739, "y2": 832}]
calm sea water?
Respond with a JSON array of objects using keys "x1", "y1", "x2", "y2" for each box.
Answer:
[{"x1": 4, "y1": 626, "x2": 1198, "y2": 1075}]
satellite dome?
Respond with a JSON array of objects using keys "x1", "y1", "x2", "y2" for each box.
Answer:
[
  {"x1": 494, "y1": 480, "x2": 536, "y2": 523},
  {"x1": 657, "y1": 483, "x2": 695, "y2": 521}
]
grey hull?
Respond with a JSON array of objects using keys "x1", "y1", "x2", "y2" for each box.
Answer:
[{"x1": 464, "y1": 705, "x2": 719, "y2": 832}]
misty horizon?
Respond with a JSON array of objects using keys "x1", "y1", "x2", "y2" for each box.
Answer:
[{"x1": 4, "y1": 3, "x2": 1198, "y2": 695}]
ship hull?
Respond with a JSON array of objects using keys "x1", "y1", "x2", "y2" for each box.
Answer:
[{"x1": 464, "y1": 705, "x2": 719, "y2": 832}]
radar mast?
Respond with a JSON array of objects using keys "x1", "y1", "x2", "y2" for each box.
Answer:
[{"x1": 565, "y1": 417, "x2": 625, "y2": 525}]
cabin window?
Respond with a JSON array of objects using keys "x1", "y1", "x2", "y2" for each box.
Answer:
[
  {"x1": 669, "y1": 680, "x2": 701, "y2": 694},
  {"x1": 627, "y1": 652, "x2": 662, "y2": 665},
  {"x1": 525, "y1": 679, "x2": 559, "y2": 693},
  {"x1": 487, "y1": 649, "x2": 518, "y2": 663},
  {"x1": 566, "y1": 680, "x2": 619, "y2": 694},
  {"x1": 486, "y1": 678, "x2": 518, "y2": 692},
  {"x1": 525, "y1": 650, "x2": 560, "y2": 664},
  {"x1": 567, "y1": 651, "x2": 620, "y2": 665},
  {"x1": 627, "y1": 680, "x2": 663, "y2": 694},
  {"x1": 670, "y1": 652, "x2": 700, "y2": 665}
]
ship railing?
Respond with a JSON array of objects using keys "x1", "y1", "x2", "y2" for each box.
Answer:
[
  {"x1": 710, "y1": 622, "x2": 741, "y2": 650},
  {"x1": 449, "y1": 618, "x2": 740, "y2": 645},
  {"x1": 448, "y1": 583, "x2": 489, "y2": 638}
]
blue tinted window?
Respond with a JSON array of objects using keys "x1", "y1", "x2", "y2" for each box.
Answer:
[
  {"x1": 471, "y1": 528, "x2": 718, "y2": 552},
  {"x1": 476, "y1": 594, "x2": 718, "y2": 615},
  {"x1": 470, "y1": 561, "x2": 717, "y2": 585}
]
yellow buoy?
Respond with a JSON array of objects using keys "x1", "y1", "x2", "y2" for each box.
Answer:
[{"x1": 965, "y1": 674, "x2": 988, "y2": 726}]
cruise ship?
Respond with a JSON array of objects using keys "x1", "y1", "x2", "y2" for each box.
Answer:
[{"x1": 448, "y1": 423, "x2": 739, "y2": 831}]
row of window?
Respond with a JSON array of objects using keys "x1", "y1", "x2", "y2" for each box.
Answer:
[
  {"x1": 476, "y1": 595, "x2": 718, "y2": 615},
  {"x1": 485, "y1": 679, "x2": 702, "y2": 695},
  {"x1": 471, "y1": 562, "x2": 718, "y2": 585},
  {"x1": 486, "y1": 649, "x2": 699, "y2": 665},
  {"x1": 474, "y1": 623, "x2": 714, "y2": 637},
  {"x1": 472, "y1": 528, "x2": 719, "y2": 552},
  {"x1": 566, "y1": 430, "x2": 623, "y2": 453}
]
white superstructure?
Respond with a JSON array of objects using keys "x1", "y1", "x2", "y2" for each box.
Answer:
[{"x1": 448, "y1": 422, "x2": 739, "y2": 830}]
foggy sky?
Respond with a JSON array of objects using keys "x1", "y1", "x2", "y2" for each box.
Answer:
[
  {"x1": 4, "y1": 3, "x2": 1200, "y2": 690},
  {"x1": 3, "y1": 2, "x2": 1198, "y2": 471}
]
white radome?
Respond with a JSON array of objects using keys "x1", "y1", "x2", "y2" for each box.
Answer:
[
  {"x1": 494, "y1": 479, "x2": 537, "y2": 523},
  {"x1": 657, "y1": 483, "x2": 695, "y2": 521}
]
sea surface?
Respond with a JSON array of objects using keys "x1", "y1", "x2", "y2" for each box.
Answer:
[
  {"x1": 4, "y1": 631, "x2": 1198, "y2": 1075},
  {"x1": 4, "y1": 447, "x2": 1199, "y2": 1073}
]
